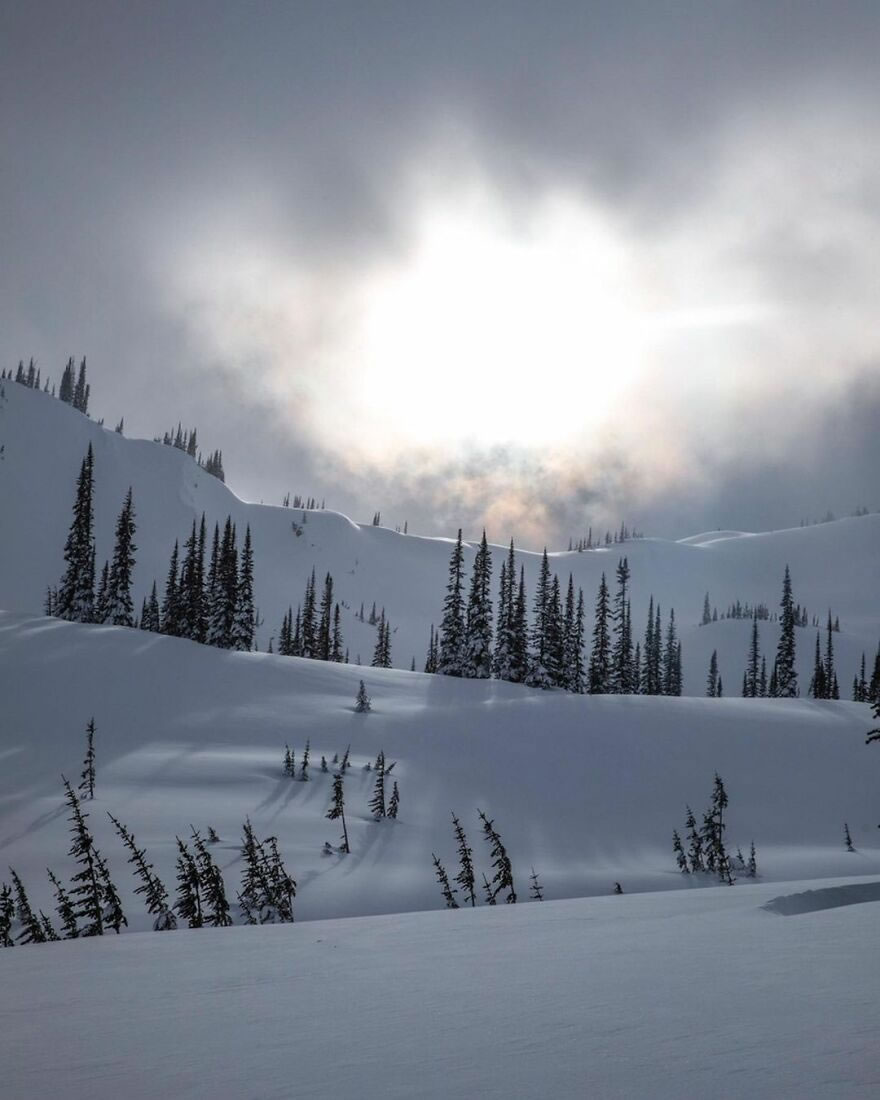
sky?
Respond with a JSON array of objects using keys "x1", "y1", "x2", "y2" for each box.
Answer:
[{"x1": 2, "y1": 1, "x2": 880, "y2": 547}]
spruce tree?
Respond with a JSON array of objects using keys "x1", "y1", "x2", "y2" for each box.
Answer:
[
  {"x1": 492, "y1": 545, "x2": 514, "y2": 681},
  {"x1": 451, "y1": 813, "x2": 476, "y2": 907},
  {"x1": 317, "y1": 572, "x2": 334, "y2": 661},
  {"x1": 464, "y1": 530, "x2": 494, "y2": 679},
  {"x1": 438, "y1": 530, "x2": 466, "y2": 676},
  {"x1": 589, "y1": 573, "x2": 611, "y2": 694},
  {"x1": 96, "y1": 850, "x2": 127, "y2": 933},
  {"x1": 0, "y1": 882, "x2": 14, "y2": 947},
  {"x1": 672, "y1": 829, "x2": 688, "y2": 872},
  {"x1": 174, "y1": 837, "x2": 203, "y2": 928},
  {"x1": 810, "y1": 631, "x2": 826, "y2": 698},
  {"x1": 106, "y1": 488, "x2": 137, "y2": 626},
  {"x1": 388, "y1": 781, "x2": 400, "y2": 819},
  {"x1": 510, "y1": 567, "x2": 529, "y2": 683},
  {"x1": 432, "y1": 854, "x2": 459, "y2": 908},
  {"x1": 529, "y1": 868, "x2": 544, "y2": 901},
  {"x1": 331, "y1": 604, "x2": 344, "y2": 662},
  {"x1": 478, "y1": 810, "x2": 516, "y2": 903},
  {"x1": 107, "y1": 813, "x2": 175, "y2": 929},
  {"x1": 744, "y1": 614, "x2": 761, "y2": 697},
  {"x1": 300, "y1": 568, "x2": 317, "y2": 658},
  {"x1": 706, "y1": 650, "x2": 719, "y2": 697},
  {"x1": 685, "y1": 805, "x2": 704, "y2": 872},
  {"x1": 355, "y1": 679, "x2": 371, "y2": 713},
  {"x1": 161, "y1": 540, "x2": 182, "y2": 637},
  {"x1": 62, "y1": 776, "x2": 105, "y2": 936},
  {"x1": 611, "y1": 557, "x2": 633, "y2": 693},
  {"x1": 191, "y1": 828, "x2": 232, "y2": 926},
  {"x1": 823, "y1": 611, "x2": 836, "y2": 698},
  {"x1": 10, "y1": 870, "x2": 46, "y2": 944},
  {"x1": 844, "y1": 823, "x2": 855, "y2": 852},
  {"x1": 774, "y1": 565, "x2": 798, "y2": 697},
  {"x1": 56, "y1": 444, "x2": 96, "y2": 622},
  {"x1": 368, "y1": 751, "x2": 386, "y2": 819},
  {"x1": 299, "y1": 738, "x2": 310, "y2": 781},
  {"x1": 747, "y1": 840, "x2": 757, "y2": 878},
  {"x1": 662, "y1": 610, "x2": 680, "y2": 696},
  {"x1": 78, "y1": 718, "x2": 97, "y2": 801},
  {"x1": 527, "y1": 549, "x2": 553, "y2": 688},
  {"x1": 233, "y1": 526, "x2": 255, "y2": 651},
  {"x1": 327, "y1": 773, "x2": 350, "y2": 853}
]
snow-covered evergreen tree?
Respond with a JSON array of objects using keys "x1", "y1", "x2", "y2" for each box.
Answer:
[
  {"x1": 368, "y1": 750, "x2": 386, "y2": 819},
  {"x1": 327, "y1": 773, "x2": 350, "y2": 853},
  {"x1": 438, "y1": 530, "x2": 466, "y2": 676},
  {"x1": 774, "y1": 565, "x2": 798, "y2": 697},
  {"x1": 56, "y1": 444, "x2": 96, "y2": 622},
  {"x1": 108, "y1": 813, "x2": 175, "y2": 930},
  {"x1": 432, "y1": 854, "x2": 459, "y2": 908},
  {"x1": 464, "y1": 530, "x2": 493, "y2": 678},
  {"x1": 478, "y1": 810, "x2": 516, "y2": 904},
  {"x1": 589, "y1": 573, "x2": 611, "y2": 693},
  {"x1": 78, "y1": 718, "x2": 96, "y2": 800},
  {"x1": 106, "y1": 488, "x2": 137, "y2": 626}
]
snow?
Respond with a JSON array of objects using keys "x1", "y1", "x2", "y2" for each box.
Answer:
[
  {"x1": 2, "y1": 381, "x2": 880, "y2": 1098},
  {"x1": 3, "y1": 879, "x2": 880, "y2": 1099}
]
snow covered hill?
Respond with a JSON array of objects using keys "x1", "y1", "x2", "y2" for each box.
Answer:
[
  {"x1": 4, "y1": 877, "x2": 880, "y2": 1099},
  {"x1": 1, "y1": 381, "x2": 879, "y2": 694},
  {"x1": 1, "y1": 611, "x2": 877, "y2": 927}
]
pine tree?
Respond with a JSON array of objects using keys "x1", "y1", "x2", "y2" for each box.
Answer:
[
  {"x1": 493, "y1": 542, "x2": 516, "y2": 681},
  {"x1": 106, "y1": 488, "x2": 137, "y2": 626},
  {"x1": 191, "y1": 828, "x2": 232, "y2": 926},
  {"x1": 46, "y1": 868, "x2": 79, "y2": 938},
  {"x1": 641, "y1": 596, "x2": 657, "y2": 695},
  {"x1": 744, "y1": 614, "x2": 761, "y2": 697},
  {"x1": 96, "y1": 850, "x2": 127, "y2": 933},
  {"x1": 73, "y1": 357, "x2": 89, "y2": 414},
  {"x1": 706, "y1": 650, "x2": 719, "y2": 697},
  {"x1": 672, "y1": 829, "x2": 688, "y2": 872},
  {"x1": 702, "y1": 593, "x2": 712, "y2": 626},
  {"x1": 527, "y1": 549, "x2": 553, "y2": 687},
  {"x1": 510, "y1": 567, "x2": 529, "y2": 684},
  {"x1": 529, "y1": 868, "x2": 544, "y2": 900},
  {"x1": 0, "y1": 882, "x2": 14, "y2": 947},
  {"x1": 823, "y1": 611, "x2": 836, "y2": 698},
  {"x1": 810, "y1": 631, "x2": 827, "y2": 698},
  {"x1": 388, "y1": 781, "x2": 400, "y2": 819},
  {"x1": 10, "y1": 870, "x2": 46, "y2": 944},
  {"x1": 478, "y1": 810, "x2": 516, "y2": 903},
  {"x1": 662, "y1": 610, "x2": 680, "y2": 696},
  {"x1": 450, "y1": 812, "x2": 476, "y2": 907},
  {"x1": 747, "y1": 840, "x2": 757, "y2": 878},
  {"x1": 355, "y1": 679, "x2": 371, "y2": 713},
  {"x1": 685, "y1": 805, "x2": 704, "y2": 872},
  {"x1": 316, "y1": 573, "x2": 334, "y2": 661},
  {"x1": 140, "y1": 580, "x2": 161, "y2": 633},
  {"x1": 438, "y1": 530, "x2": 466, "y2": 676},
  {"x1": 424, "y1": 623, "x2": 438, "y2": 673},
  {"x1": 174, "y1": 837, "x2": 203, "y2": 928},
  {"x1": 93, "y1": 560, "x2": 110, "y2": 624},
  {"x1": 368, "y1": 751, "x2": 386, "y2": 819},
  {"x1": 327, "y1": 773, "x2": 350, "y2": 852},
  {"x1": 331, "y1": 604, "x2": 344, "y2": 662},
  {"x1": 844, "y1": 823, "x2": 855, "y2": 852},
  {"x1": 161, "y1": 540, "x2": 182, "y2": 637},
  {"x1": 463, "y1": 531, "x2": 494, "y2": 678},
  {"x1": 56, "y1": 444, "x2": 96, "y2": 622},
  {"x1": 299, "y1": 738, "x2": 310, "y2": 781},
  {"x1": 233, "y1": 525, "x2": 255, "y2": 651},
  {"x1": 107, "y1": 813, "x2": 175, "y2": 929},
  {"x1": 611, "y1": 557, "x2": 633, "y2": 693},
  {"x1": 62, "y1": 776, "x2": 105, "y2": 936},
  {"x1": 300, "y1": 568, "x2": 317, "y2": 658},
  {"x1": 79, "y1": 718, "x2": 96, "y2": 800},
  {"x1": 59, "y1": 357, "x2": 75, "y2": 404},
  {"x1": 702, "y1": 774, "x2": 734, "y2": 885},
  {"x1": 774, "y1": 565, "x2": 798, "y2": 697},
  {"x1": 432, "y1": 854, "x2": 459, "y2": 908},
  {"x1": 589, "y1": 573, "x2": 611, "y2": 694},
  {"x1": 283, "y1": 744, "x2": 294, "y2": 777}
]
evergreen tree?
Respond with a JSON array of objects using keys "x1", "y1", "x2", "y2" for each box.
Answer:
[
  {"x1": 510, "y1": 567, "x2": 529, "y2": 684},
  {"x1": 424, "y1": 623, "x2": 438, "y2": 673},
  {"x1": 10, "y1": 870, "x2": 46, "y2": 944},
  {"x1": 701, "y1": 592, "x2": 712, "y2": 626},
  {"x1": 527, "y1": 549, "x2": 553, "y2": 687},
  {"x1": 73, "y1": 357, "x2": 89, "y2": 414},
  {"x1": 191, "y1": 828, "x2": 232, "y2": 926},
  {"x1": 233, "y1": 525, "x2": 255, "y2": 651},
  {"x1": 106, "y1": 488, "x2": 137, "y2": 626},
  {"x1": 744, "y1": 614, "x2": 761, "y2": 697},
  {"x1": 58, "y1": 357, "x2": 75, "y2": 404},
  {"x1": 331, "y1": 604, "x2": 344, "y2": 662},
  {"x1": 355, "y1": 679, "x2": 371, "y2": 713},
  {"x1": 685, "y1": 805, "x2": 704, "y2": 872},
  {"x1": 844, "y1": 822, "x2": 855, "y2": 852},
  {"x1": 706, "y1": 650, "x2": 719, "y2": 697},
  {"x1": 747, "y1": 840, "x2": 757, "y2": 878},
  {"x1": 774, "y1": 565, "x2": 798, "y2": 697},
  {"x1": 611, "y1": 557, "x2": 633, "y2": 693},
  {"x1": 432, "y1": 854, "x2": 459, "y2": 908},
  {"x1": 589, "y1": 573, "x2": 611, "y2": 693},
  {"x1": 0, "y1": 882, "x2": 15, "y2": 947},
  {"x1": 78, "y1": 718, "x2": 96, "y2": 800},
  {"x1": 451, "y1": 812, "x2": 476, "y2": 907},
  {"x1": 161, "y1": 540, "x2": 182, "y2": 637},
  {"x1": 464, "y1": 530, "x2": 494, "y2": 679},
  {"x1": 529, "y1": 868, "x2": 544, "y2": 901},
  {"x1": 94, "y1": 560, "x2": 110, "y2": 624},
  {"x1": 108, "y1": 813, "x2": 175, "y2": 929},
  {"x1": 478, "y1": 810, "x2": 516, "y2": 903},
  {"x1": 810, "y1": 631, "x2": 827, "y2": 698},
  {"x1": 564, "y1": 583, "x2": 586, "y2": 693},
  {"x1": 662, "y1": 610, "x2": 680, "y2": 696},
  {"x1": 96, "y1": 850, "x2": 127, "y2": 933},
  {"x1": 368, "y1": 751, "x2": 386, "y2": 819},
  {"x1": 56, "y1": 444, "x2": 96, "y2": 622},
  {"x1": 179, "y1": 516, "x2": 206, "y2": 642},
  {"x1": 140, "y1": 580, "x2": 161, "y2": 633},
  {"x1": 299, "y1": 738, "x2": 310, "y2": 781},
  {"x1": 823, "y1": 611, "x2": 836, "y2": 698},
  {"x1": 174, "y1": 837, "x2": 203, "y2": 928},
  {"x1": 316, "y1": 572, "x2": 334, "y2": 662},
  {"x1": 327, "y1": 773, "x2": 350, "y2": 852},
  {"x1": 47, "y1": 869, "x2": 79, "y2": 938},
  {"x1": 283, "y1": 744, "x2": 294, "y2": 776},
  {"x1": 641, "y1": 596, "x2": 657, "y2": 695},
  {"x1": 493, "y1": 543, "x2": 515, "y2": 680},
  {"x1": 388, "y1": 781, "x2": 400, "y2": 819},
  {"x1": 438, "y1": 530, "x2": 466, "y2": 676},
  {"x1": 62, "y1": 776, "x2": 105, "y2": 936},
  {"x1": 672, "y1": 829, "x2": 688, "y2": 872}
]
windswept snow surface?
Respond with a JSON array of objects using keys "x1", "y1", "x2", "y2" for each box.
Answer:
[
  {"x1": 3, "y1": 878, "x2": 880, "y2": 1099},
  {"x1": 1, "y1": 612, "x2": 878, "y2": 925},
  {"x1": 2, "y1": 382, "x2": 879, "y2": 694}
]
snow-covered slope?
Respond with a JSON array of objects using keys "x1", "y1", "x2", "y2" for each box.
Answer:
[
  {"x1": 1, "y1": 382, "x2": 879, "y2": 693},
  {"x1": 4, "y1": 877, "x2": 880, "y2": 1099},
  {"x1": 1, "y1": 611, "x2": 877, "y2": 926}
]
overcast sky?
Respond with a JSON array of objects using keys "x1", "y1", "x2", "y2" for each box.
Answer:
[{"x1": 3, "y1": 2, "x2": 880, "y2": 546}]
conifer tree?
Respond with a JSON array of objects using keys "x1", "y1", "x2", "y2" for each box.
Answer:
[
  {"x1": 747, "y1": 840, "x2": 757, "y2": 877},
  {"x1": 589, "y1": 573, "x2": 611, "y2": 694},
  {"x1": 424, "y1": 623, "x2": 438, "y2": 673},
  {"x1": 702, "y1": 593, "x2": 712, "y2": 626},
  {"x1": 527, "y1": 549, "x2": 553, "y2": 687},
  {"x1": 107, "y1": 813, "x2": 175, "y2": 929},
  {"x1": 140, "y1": 580, "x2": 161, "y2": 633},
  {"x1": 388, "y1": 781, "x2": 400, "y2": 819},
  {"x1": 106, "y1": 488, "x2": 137, "y2": 626},
  {"x1": 432, "y1": 854, "x2": 459, "y2": 908},
  {"x1": 844, "y1": 823, "x2": 855, "y2": 852},
  {"x1": 823, "y1": 611, "x2": 836, "y2": 698},
  {"x1": 451, "y1": 813, "x2": 476, "y2": 907},
  {"x1": 529, "y1": 868, "x2": 544, "y2": 901},
  {"x1": 59, "y1": 357, "x2": 75, "y2": 404},
  {"x1": 300, "y1": 568, "x2": 317, "y2": 658},
  {"x1": 191, "y1": 828, "x2": 232, "y2": 926},
  {"x1": 774, "y1": 565, "x2": 798, "y2": 697},
  {"x1": 493, "y1": 549, "x2": 513, "y2": 680},
  {"x1": 464, "y1": 530, "x2": 493, "y2": 678},
  {"x1": 438, "y1": 530, "x2": 466, "y2": 676},
  {"x1": 79, "y1": 718, "x2": 96, "y2": 800},
  {"x1": 174, "y1": 837, "x2": 203, "y2": 928},
  {"x1": 706, "y1": 650, "x2": 719, "y2": 697},
  {"x1": 233, "y1": 525, "x2": 255, "y2": 651},
  {"x1": 161, "y1": 540, "x2": 182, "y2": 637},
  {"x1": 565, "y1": 583, "x2": 587, "y2": 693},
  {"x1": 299, "y1": 738, "x2": 310, "y2": 781},
  {"x1": 0, "y1": 882, "x2": 14, "y2": 947},
  {"x1": 317, "y1": 573, "x2": 334, "y2": 661},
  {"x1": 744, "y1": 614, "x2": 761, "y2": 697},
  {"x1": 56, "y1": 444, "x2": 96, "y2": 623},
  {"x1": 685, "y1": 805, "x2": 704, "y2": 872},
  {"x1": 355, "y1": 679, "x2": 371, "y2": 713},
  {"x1": 73, "y1": 357, "x2": 89, "y2": 414},
  {"x1": 641, "y1": 596, "x2": 657, "y2": 694},
  {"x1": 96, "y1": 850, "x2": 127, "y2": 933},
  {"x1": 662, "y1": 610, "x2": 680, "y2": 696},
  {"x1": 10, "y1": 870, "x2": 46, "y2": 944},
  {"x1": 62, "y1": 776, "x2": 105, "y2": 936},
  {"x1": 94, "y1": 561, "x2": 110, "y2": 624},
  {"x1": 478, "y1": 810, "x2": 516, "y2": 903},
  {"x1": 810, "y1": 631, "x2": 826, "y2": 698},
  {"x1": 510, "y1": 567, "x2": 529, "y2": 684},
  {"x1": 611, "y1": 557, "x2": 633, "y2": 693},
  {"x1": 672, "y1": 829, "x2": 688, "y2": 872},
  {"x1": 368, "y1": 751, "x2": 386, "y2": 819},
  {"x1": 331, "y1": 604, "x2": 344, "y2": 662},
  {"x1": 327, "y1": 773, "x2": 350, "y2": 853},
  {"x1": 283, "y1": 745, "x2": 294, "y2": 776}
]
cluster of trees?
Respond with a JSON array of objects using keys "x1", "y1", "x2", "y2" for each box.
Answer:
[
  {"x1": 430, "y1": 534, "x2": 682, "y2": 697},
  {"x1": 809, "y1": 614, "x2": 841, "y2": 700},
  {"x1": 282, "y1": 493, "x2": 324, "y2": 509},
  {"x1": 566, "y1": 522, "x2": 643, "y2": 552},
  {"x1": 432, "y1": 811, "x2": 531, "y2": 908},
  {"x1": 852, "y1": 647, "x2": 880, "y2": 704},
  {"x1": 701, "y1": 592, "x2": 820, "y2": 628},
  {"x1": 156, "y1": 423, "x2": 225, "y2": 482},
  {"x1": 2, "y1": 355, "x2": 91, "y2": 415},
  {"x1": 739, "y1": 567, "x2": 800, "y2": 699},
  {"x1": 277, "y1": 569, "x2": 344, "y2": 662},
  {"x1": 671, "y1": 775, "x2": 753, "y2": 884}
]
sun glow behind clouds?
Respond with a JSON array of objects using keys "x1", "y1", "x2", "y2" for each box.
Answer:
[{"x1": 339, "y1": 192, "x2": 650, "y2": 452}]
